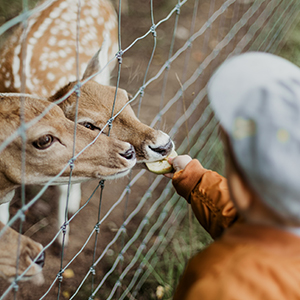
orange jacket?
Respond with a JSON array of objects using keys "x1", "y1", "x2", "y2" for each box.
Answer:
[{"x1": 172, "y1": 159, "x2": 300, "y2": 300}]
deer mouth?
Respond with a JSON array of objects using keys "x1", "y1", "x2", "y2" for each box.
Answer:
[
  {"x1": 102, "y1": 168, "x2": 132, "y2": 180},
  {"x1": 13, "y1": 251, "x2": 45, "y2": 283},
  {"x1": 137, "y1": 138, "x2": 174, "y2": 164},
  {"x1": 148, "y1": 139, "x2": 173, "y2": 158}
]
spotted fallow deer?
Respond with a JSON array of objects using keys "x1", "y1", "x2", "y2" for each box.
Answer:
[
  {"x1": 0, "y1": 0, "x2": 118, "y2": 95},
  {"x1": 0, "y1": 93, "x2": 136, "y2": 281},
  {"x1": 0, "y1": 0, "x2": 174, "y2": 245}
]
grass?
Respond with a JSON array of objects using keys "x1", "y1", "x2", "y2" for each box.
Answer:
[
  {"x1": 278, "y1": 16, "x2": 300, "y2": 66},
  {"x1": 0, "y1": 0, "x2": 39, "y2": 21},
  {"x1": 135, "y1": 213, "x2": 212, "y2": 300}
]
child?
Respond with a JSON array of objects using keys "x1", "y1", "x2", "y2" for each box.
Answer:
[{"x1": 165, "y1": 52, "x2": 300, "y2": 300}]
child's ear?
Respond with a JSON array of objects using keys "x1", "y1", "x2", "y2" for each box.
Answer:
[
  {"x1": 228, "y1": 171, "x2": 252, "y2": 211},
  {"x1": 223, "y1": 132, "x2": 253, "y2": 212}
]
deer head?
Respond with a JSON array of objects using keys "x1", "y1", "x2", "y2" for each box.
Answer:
[
  {"x1": 49, "y1": 51, "x2": 174, "y2": 165},
  {"x1": 0, "y1": 93, "x2": 136, "y2": 200},
  {"x1": 0, "y1": 221, "x2": 45, "y2": 284}
]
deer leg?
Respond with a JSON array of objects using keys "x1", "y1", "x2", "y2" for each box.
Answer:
[
  {"x1": 0, "y1": 202, "x2": 10, "y2": 224},
  {"x1": 57, "y1": 185, "x2": 70, "y2": 246},
  {"x1": 57, "y1": 184, "x2": 81, "y2": 246},
  {"x1": 67, "y1": 183, "x2": 82, "y2": 214},
  {"x1": 0, "y1": 191, "x2": 15, "y2": 224}
]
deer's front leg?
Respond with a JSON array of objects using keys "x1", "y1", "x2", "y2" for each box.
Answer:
[{"x1": 57, "y1": 183, "x2": 82, "y2": 246}]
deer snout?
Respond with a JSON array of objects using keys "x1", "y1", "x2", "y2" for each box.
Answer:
[
  {"x1": 149, "y1": 138, "x2": 173, "y2": 157},
  {"x1": 35, "y1": 251, "x2": 45, "y2": 268},
  {"x1": 101, "y1": 143, "x2": 136, "y2": 180},
  {"x1": 120, "y1": 144, "x2": 136, "y2": 161}
]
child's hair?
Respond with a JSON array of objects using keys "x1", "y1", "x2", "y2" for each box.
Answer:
[{"x1": 208, "y1": 52, "x2": 300, "y2": 223}]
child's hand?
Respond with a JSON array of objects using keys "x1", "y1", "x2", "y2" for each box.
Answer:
[{"x1": 164, "y1": 155, "x2": 192, "y2": 178}]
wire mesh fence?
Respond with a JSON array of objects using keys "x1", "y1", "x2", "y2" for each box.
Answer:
[{"x1": 0, "y1": 0, "x2": 299, "y2": 299}]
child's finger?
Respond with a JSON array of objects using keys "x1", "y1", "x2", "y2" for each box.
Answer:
[
  {"x1": 172, "y1": 155, "x2": 192, "y2": 172},
  {"x1": 167, "y1": 157, "x2": 175, "y2": 164},
  {"x1": 163, "y1": 172, "x2": 174, "y2": 179}
]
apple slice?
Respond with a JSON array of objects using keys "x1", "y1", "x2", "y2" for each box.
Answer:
[{"x1": 146, "y1": 150, "x2": 178, "y2": 174}]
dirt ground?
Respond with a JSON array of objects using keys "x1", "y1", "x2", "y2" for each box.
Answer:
[{"x1": 0, "y1": 0, "x2": 283, "y2": 299}]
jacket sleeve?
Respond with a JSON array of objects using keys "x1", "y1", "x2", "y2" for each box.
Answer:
[{"x1": 172, "y1": 159, "x2": 238, "y2": 239}]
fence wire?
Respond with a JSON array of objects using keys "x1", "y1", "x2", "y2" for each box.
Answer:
[{"x1": 0, "y1": 0, "x2": 299, "y2": 299}]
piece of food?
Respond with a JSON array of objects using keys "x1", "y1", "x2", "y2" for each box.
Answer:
[
  {"x1": 146, "y1": 150, "x2": 178, "y2": 174},
  {"x1": 63, "y1": 268, "x2": 75, "y2": 279}
]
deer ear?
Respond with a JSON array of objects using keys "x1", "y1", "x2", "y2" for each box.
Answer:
[
  {"x1": 82, "y1": 48, "x2": 102, "y2": 80},
  {"x1": 82, "y1": 35, "x2": 109, "y2": 81}
]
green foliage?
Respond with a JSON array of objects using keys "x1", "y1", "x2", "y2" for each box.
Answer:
[
  {"x1": 0, "y1": 0, "x2": 39, "y2": 45},
  {"x1": 278, "y1": 18, "x2": 300, "y2": 67},
  {"x1": 0, "y1": 0, "x2": 39, "y2": 24},
  {"x1": 0, "y1": 1, "x2": 23, "y2": 24},
  {"x1": 139, "y1": 214, "x2": 212, "y2": 300}
]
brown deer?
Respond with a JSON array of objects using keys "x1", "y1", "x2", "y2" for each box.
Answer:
[
  {"x1": 0, "y1": 221, "x2": 45, "y2": 284},
  {"x1": 0, "y1": 0, "x2": 174, "y2": 245},
  {"x1": 0, "y1": 93, "x2": 136, "y2": 201},
  {"x1": 0, "y1": 92, "x2": 136, "y2": 282}
]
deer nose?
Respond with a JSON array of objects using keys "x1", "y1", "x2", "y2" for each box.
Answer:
[
  {"x1": 149, "y1": 139, "x2": 173, "y2": 156},
  {"x1": 35, "y1": 251, "x2": 45, "y2": 268},
  {"x1": 120, "y1": 145, "x2": 136, "y2": 161}
]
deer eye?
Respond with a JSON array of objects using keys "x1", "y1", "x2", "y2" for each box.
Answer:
[
  {"x1": 80, "y1": 122, "x2": 100, "y2": 131},
  {"x1": 32, "y1": 135, "x2": 54, "y2": 149}
]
